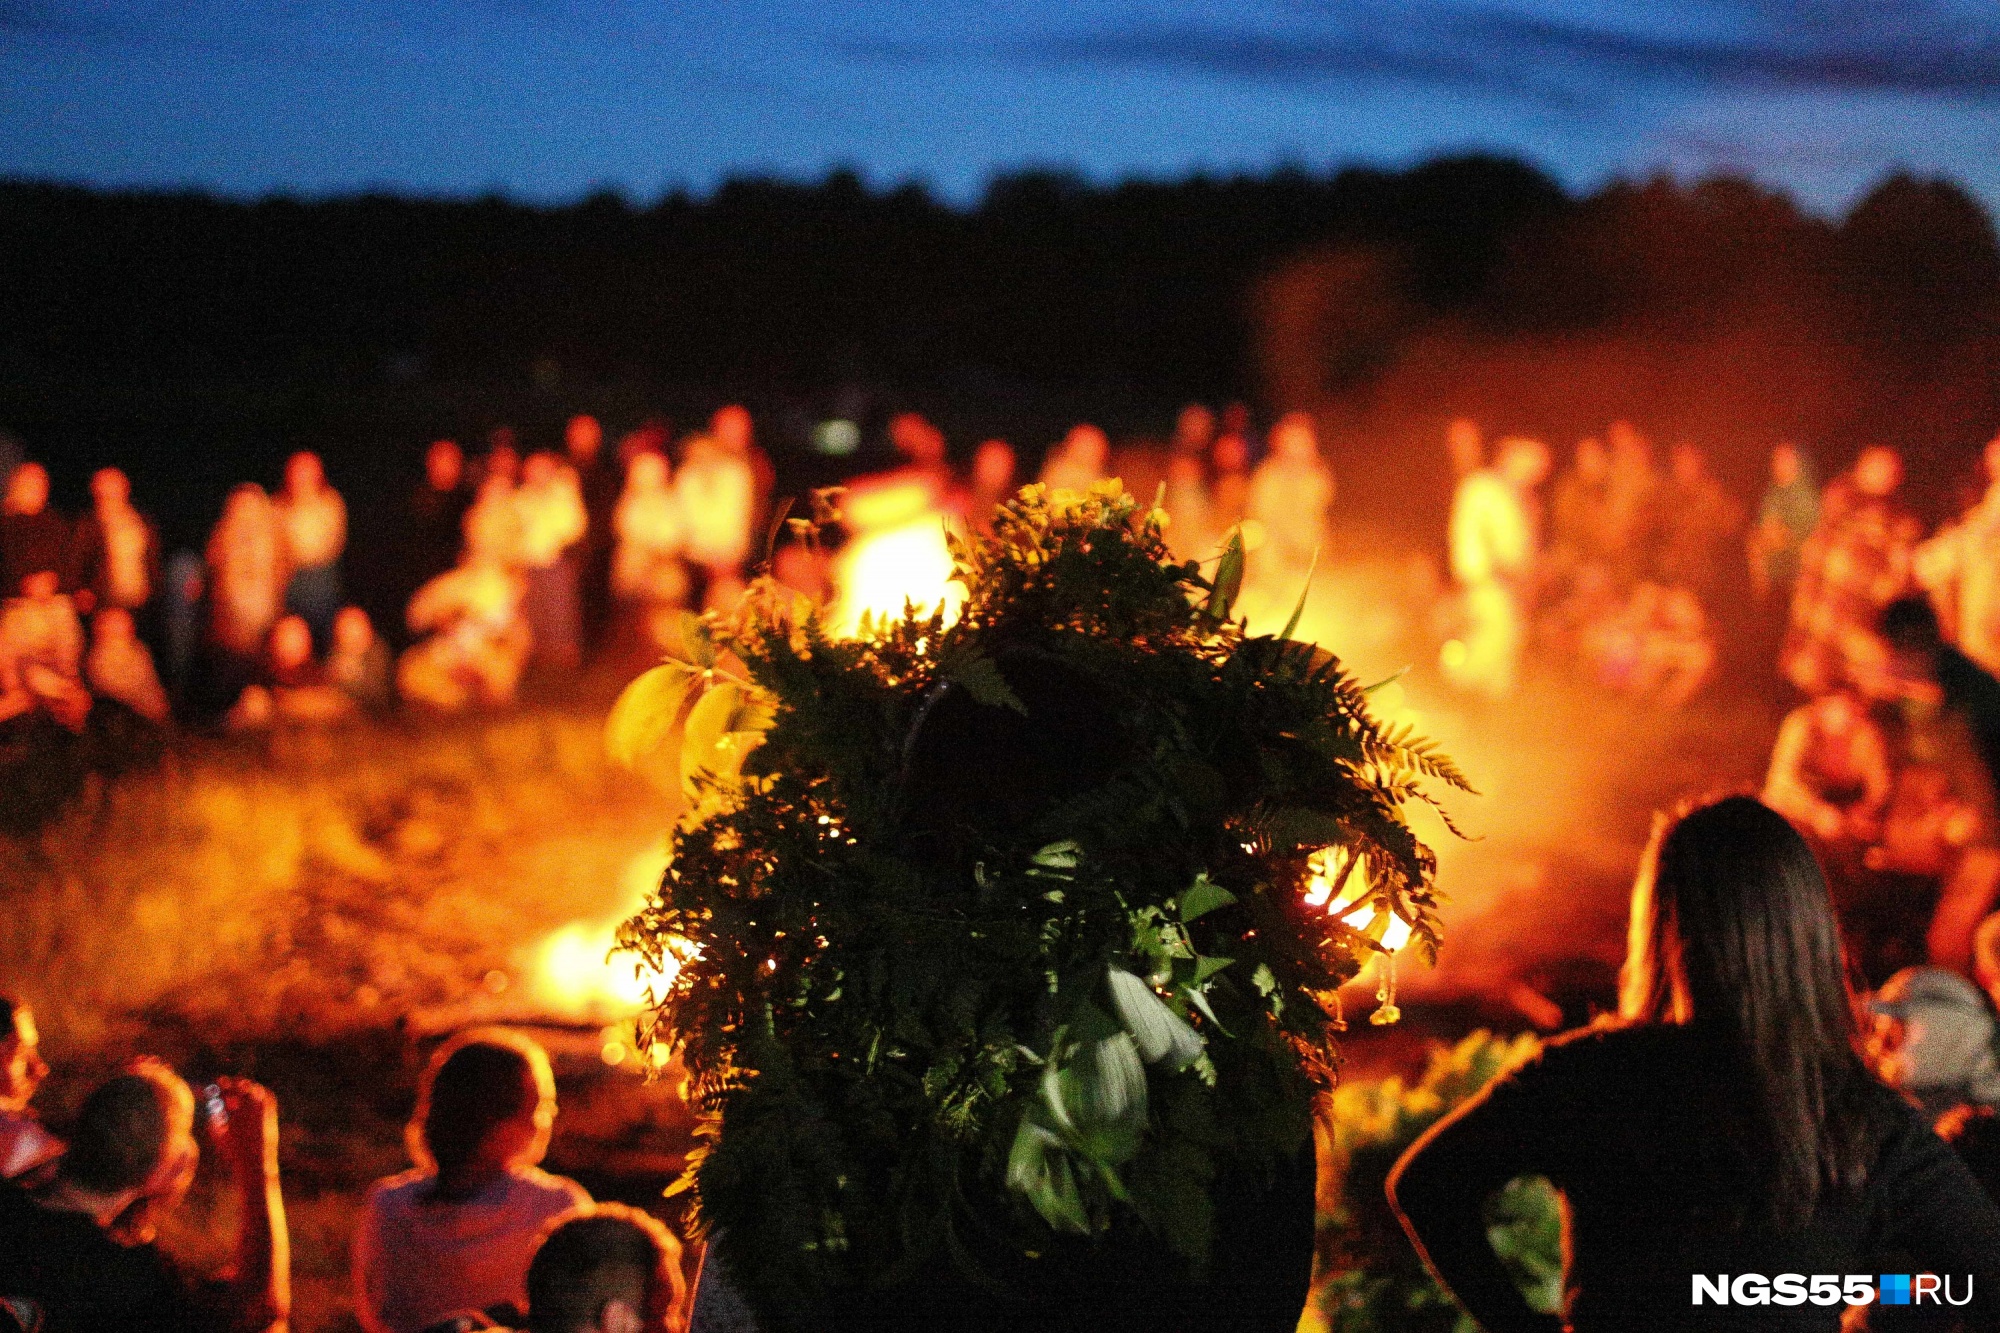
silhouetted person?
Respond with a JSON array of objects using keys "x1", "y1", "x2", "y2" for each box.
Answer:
[
  {"x1": 955, "y1": 439, "x2": 1017, "y2": 537},
  {"x1": 1444, "y1": 437, "x2": 1549, "y2": 698},
  {"x1": 675, "y1": 429, "x2": 755, "y2": 613},
  {"x1": 0, "y1": 1061, "x2": 290, "y2": 1333},
  {"x1": 1653, "y1": 442, "x2": 1741, "y2": 599},
  {"x1": 611, "y1": 451, "x2": 688, "y2": 649},
  {"x1": 86, "y1": 606, "x2": 169, "y2": 724},
  {"x1": 1883, "y1": 596, "x2": 2000, "y2": 970},
  {"x1": 1246, "y1": 411, "x2": 1333, "y2": 582},
  {"x1": 1749, "y1": 442, "x2": 1819, "y2": 604},
  {"x1": 567, "y1": 415, "x2": 619, "y2": 657},
  {"x1": 1390, "y1": 796, "x2": 2000, "y2": 1332},
  {"x1": 1785, "y1": 446, "x2": 1920, "y2": 697},
  {"x1": 0, "y1": 462, "x2": 67, "y2": 601},
  {"x1": 411, "y1": 440, "x2": 471, "y2": 588},
  {"x1": 328, "y1": 605, "x2": 392, "y2": 713},
  {"x1": 199, "y1": 482, "x2": 285, "y2": 716},
  {"x1": 527, "y1": 1205, "x2": 687, "y2": 1333},
  {"x1": 1038, "y1": 423, "x2": 1109, "y2": 494},
  {"x1": 1919, "y1": 431, "x2": 2000, "y2": 677},
  {"x1": 514, "y1": 453, "x2": 587, "y2": 671},
  {"x1": 1763, "y1": 689, "x2": 1891, "y2": 848},
  {"x1": 68, "y1": 467, "x2": 157, "y2": 621},
  {"x1": 0, "y1": 569, "x2": 89, "y2": 731},
  {"x1": 274, "y1": 450, "x2": 347, "y2": 648},
  {"x1": 355, "y1": 1030, "x2": 589, "y2": 1333}
]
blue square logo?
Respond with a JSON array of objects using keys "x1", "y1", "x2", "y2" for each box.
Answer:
[{"x1": 1879, "y1": 1275, "x2": 1911, "y2": 1306}]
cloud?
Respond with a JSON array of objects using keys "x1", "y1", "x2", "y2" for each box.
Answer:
[{"x1": 969, "y1": 1, "x2": 2000, "y2": 107}]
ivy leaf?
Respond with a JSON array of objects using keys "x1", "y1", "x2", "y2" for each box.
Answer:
[
  {"x1": 1178, "y1": 874, "x2": 1237, "y2": 923},
  {"x1": 1106, "y1": 967, "x2": 1205, "y2": 1070},
  {"x1": 604, "y1": 661, "x2": 701, "y2": 774}
]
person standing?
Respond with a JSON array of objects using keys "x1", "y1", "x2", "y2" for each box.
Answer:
[
  {"x1": 1389, "y1": 796, "x2": 2000, "y2": 1332},
  {"x1": 1246, "y1": 411, "x2": 1334, "y2": 585},
  {"x1": 566, "y1": 415, "x2": 620, "y2": 659},
  {"x1": 1749, "y1": 442, "x2": 1820, "y2": 604},
  {"x1": 1918, "y1": 431, "x2": 2000, "y2": 676},
  {"x1": 675, "y1": 430, "x2": 756, "y2": 613},
  {"x1": 274, "y1": 451, "x2": 347, "y2": 649},
  {"x1": 512, "y1": 453, "x2": 588, "y2": 672},
  {"x1": 68, "y1": 467, "x2": 157, "y2": 624},
  {"x1": 1443, "y1": 438, "x2": 1550, "y2": 698},
  {"x1": 1652, "y1": 443, "x2": 1742, "y2": 600},
  {"x1": 0, "y1": 462, "x2": 67, "y2": 600},
  {"x1": 1783, "y1": 446, "x2": 1921, "y2": 697},
  {"x1": 1038, "y1": 423, "x2": 1110, "y2": 494},
  {"x1": 199, "y1": 483, "x2": 286, "y2": 717}
]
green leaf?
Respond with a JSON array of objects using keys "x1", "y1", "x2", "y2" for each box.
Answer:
[
  {"x1": 1177, "y1": 873, "x2": 1237, "y2": 923},
  {"x1": 680, "y1": 681, "x2": 775, "y2": 796},
  {"x1": 1106, "y1": 967, "x2": 1205, "y2": 1070},
  {"x1": 944, "y1": 654, "x2": 1028, "y2": 715},
  {"x1": 1206, "y1": 530, "x2": 1245, "y2": 622},
  {"x1": 1006, "y1": 1113, "x2": 1092, "y2": 1235},
  {"x1": 1278, "y1": 545, "x2": 1320, "y2": 642},
  {"x1": 1190, "y1": 955, "x2": 1234, "y2": 985},
  {"x1": 1030, "y1": 840, "x2": 1082, "y2": 873},
  {"x1": 604, "y1": 661, "x2": 701, "y2": 773}
]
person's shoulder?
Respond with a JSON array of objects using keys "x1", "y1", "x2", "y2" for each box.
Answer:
[
  {"x1": 365, "y1": 1168, "x2": 434, "y2": 1213},
  {"x1": 1524, "y1": 1019, "x2": 1696, "y2": 1081},
  {"x1": 507, "y1": 1165, "x2": 591, "y2": 1210}
]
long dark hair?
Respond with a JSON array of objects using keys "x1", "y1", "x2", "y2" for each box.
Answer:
[{"x1": 1618, "y1": 795, "x2": 1877, "y2": 1226}]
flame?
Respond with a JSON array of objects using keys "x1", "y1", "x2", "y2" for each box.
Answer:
[
  {"x1": 1304, "y1": 846, "x2": 1412, "y2": 953},
  {"x1": 828, "y1": 479, "x2": 962, "y2": 639},
  {"x1": 530, "y1": 840, "x2": 677, "y2": 1020}
]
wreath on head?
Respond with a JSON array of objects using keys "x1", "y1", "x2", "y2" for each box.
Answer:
[{"x1": 610, "y1": 481, "x2": 1468, "y2": 1323}]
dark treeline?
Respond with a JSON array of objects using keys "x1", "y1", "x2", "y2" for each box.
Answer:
[
  {"x1": 0, "y1": 157, "x2": 1563, "y2": 404},
  {"x1": 4, "y1": 156, "x2": 2000, "y2": 536}
]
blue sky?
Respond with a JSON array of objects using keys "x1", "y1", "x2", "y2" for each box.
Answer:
[{"x1": 5, "y1": 0, "x2": 2000, "y2": 215}]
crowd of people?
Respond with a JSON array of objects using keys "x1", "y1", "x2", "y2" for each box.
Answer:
[
  {"x1": 0, "y1": 408, "x2": 778, "y2": 735},
  {"x1": 0, "y1": 999, "x2": 689, "y2": 1332}
]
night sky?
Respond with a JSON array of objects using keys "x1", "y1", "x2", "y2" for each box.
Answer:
[{"x1": 6, "y1": 0, "x2": 2000, "y2": 213}]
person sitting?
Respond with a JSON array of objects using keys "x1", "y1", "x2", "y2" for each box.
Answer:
[
  {"x1": 0, "y1": 463, "x2": 68, "y2": 609},
  {"x1": 1388, "y1": 796, "x2": 2000, "y2": 1332},
  {"x1": 1881, "y1": 596, "x2": 2000, "y2": 970},
  {"x1": 0, "y1": 997, "x2": 57, "y2": 1184},
  {"x1": 1871, "y1": 967, "x2": 2000, "y2": 1123},
  {"x1": 399, "y1": 555, "x2": 530, "y2": 713},
  {"x1": 86, "y1": 606, "x2": 170, "y2": 724},
  {"x1": 0, "y1": 1061, "x2": 289, "y2": 1333},
  {"x1": 327, "y1": 606, "x2": 393, "y2": 713},
  {"x1": 1762, "y1": 689, "x2": 1892, "y2": 848},
  {"x1": 226, "y1": 614, "x2": 354, "y2": 729},
  {"x1": 0, "y1": 570, "x2": 90, "y2": 732},
  {"x1": 354, "y1": 1029, "x2": 590, "y2": 1333},
  {"x1": 493, "y1": 1204, "x2": 687, "y2": 1333}
]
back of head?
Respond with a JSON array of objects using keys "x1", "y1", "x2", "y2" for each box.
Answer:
[
  {"x1": 413, "y1": 1029, "x2": 553, "y2": 1182},
  {"x1": 1882, "y1": 595, "x2": 1943, "y2": 657},
  {"x1": 527, "y1": 1204, "x2": 683, "y2": 1333},
  {"x1": 62, "y1": 1068, "x2": 184, "y2": 1195},
  {"x1": 1620, "y1": 795, "x2": 1874, "y2": 1222}
]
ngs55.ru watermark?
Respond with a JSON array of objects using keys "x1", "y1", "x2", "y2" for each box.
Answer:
[{"x1": 1694, "y1": 1274, "x2": 1973, "y2": 1307}]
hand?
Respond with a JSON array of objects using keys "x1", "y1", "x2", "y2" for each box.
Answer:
[{"x1": 207, "y1": 1077, "x2": 280, "y2": 1185}]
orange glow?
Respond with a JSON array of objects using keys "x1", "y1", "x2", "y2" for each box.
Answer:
[
  {"x1": 1305, "y1": 846, "x2": 1412, "y2": 953},
  {"x1": 829, "y1": 480, "x2": 963, "y2": 638},
  {"x1": 529, "y1": 840, "x2": 677, "y2": 1020}
]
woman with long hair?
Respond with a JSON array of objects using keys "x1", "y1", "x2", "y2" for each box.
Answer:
[{"x1": 1389, "y1": 795, "x2": 2000, "y2": 1331}]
